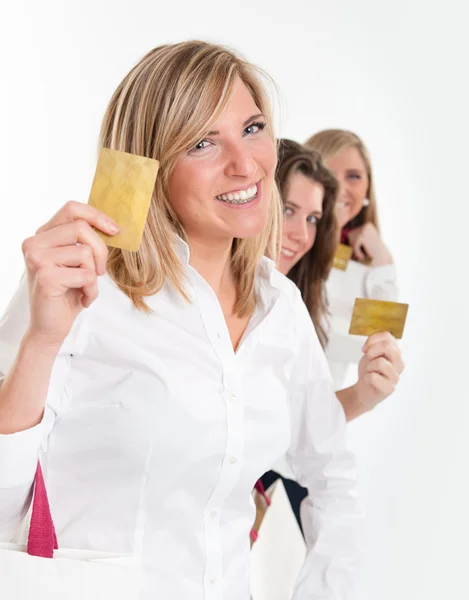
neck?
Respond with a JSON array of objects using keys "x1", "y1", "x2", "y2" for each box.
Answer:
[
  {"x1": 278, "y1": 264, "x2": 288, "y2": 276},
  {"x1": 188, "y1": 235, "x2": 235, "y2": 297}
]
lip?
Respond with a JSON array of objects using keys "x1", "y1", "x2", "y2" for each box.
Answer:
[
  {"x1": 280, "y1": 246, "x2": 298, "y2": 260},
  {"x1": 215, "y1": 180, "x2": 263, "y2": 210}
]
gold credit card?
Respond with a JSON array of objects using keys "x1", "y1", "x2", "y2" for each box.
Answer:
[
  {"x1": 333, "y1": 244, "x2": 353, "y2": 271},
  {"x1": 88, "y1": 148, "x2": 159, "y2": 252},
  {"x1": 349, "y1": 298, "x2": 409, "y2": 339}
]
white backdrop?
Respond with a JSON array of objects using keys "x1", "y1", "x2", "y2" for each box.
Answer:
[{"x1": 1, "y1": 1, "x2": 468, "y2": 598}]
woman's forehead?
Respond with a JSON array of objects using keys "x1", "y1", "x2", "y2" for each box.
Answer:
[{"x1": 208, "y1": 78, "x2": 262, "y2": 131}]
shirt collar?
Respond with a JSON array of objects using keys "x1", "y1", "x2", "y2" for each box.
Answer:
[
  {"x1": 173, "y1": 235, "x2": 191, "y2": 265},
  {"x1": 173, "y1": 235, "x2": 282, "y2": 296}
]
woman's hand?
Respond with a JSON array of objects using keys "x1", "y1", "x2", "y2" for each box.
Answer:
[
  {"x1": 22, "y1": 201, "x2": 119, "y2": 349},
  {"x1": 355, "y1": 331, "x2": 405, "y2": 411},
  {"x1": 336, "y1": 332, "x2": 405, "y2": 421},
  {"x1": 347, "y1": 223, "x2": 393, "y2": 266}
]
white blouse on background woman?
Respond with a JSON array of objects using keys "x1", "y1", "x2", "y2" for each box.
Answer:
[
  {"x1": 326, "y1": 260, "x2": 398, "y2": 389},
  {"x1": 250, "y1": 259, "x2": 397, "y2": 600}
]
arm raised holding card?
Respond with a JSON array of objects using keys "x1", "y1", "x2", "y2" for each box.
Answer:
[
  {"x1": 0, "y1": 201, "x2": 117, "y2": 432},
  {"x1": 306, "y1": 129, "x2": 398, "y2": 312},
  {"x1": 336, "y1": 331, "x2": 405, "y2": 420},
  {"x1": 0, "y1": 201, "x2": 118, "y2": 533}
]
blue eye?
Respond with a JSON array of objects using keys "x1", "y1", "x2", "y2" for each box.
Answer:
[
  {"x1": 244, "y1": 121, "x2": 267, "y2": 136},
  {"x1": 348, "y1": 173, "x2": 362, "y2": 180},
  {"x1": 192, "y1": 139, "x2": 210, "y2": 152},
  {"x1": 189, "y1": 121, "x2": 267, "y2": 154},
  {"x1": 284, "y1": 206, "x2": 294, "y2": 216},
  {"x1": 307, "y1": 215, "x2": 319, "y2": 225}
]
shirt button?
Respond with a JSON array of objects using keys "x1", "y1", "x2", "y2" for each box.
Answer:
[
  {"x1": 229, "y1": 392, "x2": 237, "y2": 402},
  {"x1": 210, "y1": 576, "x2": 217, "y2": 585},
  {"x1": 229, "y1": 456, "x2": 238, "y2": 465},
  {"x1": 210, "y1": 510, "x2": 218, "y2": 519}
]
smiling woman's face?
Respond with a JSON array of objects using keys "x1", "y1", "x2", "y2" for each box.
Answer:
[
  {"x1": 167, "y1": 77, "x2": 277, "y2": 244},
  {"x1": 326, "y1": 145, "x2": 369, "y2": 228},
  {"x1": 277, "y1": 171, "x2": 325, "y2": 275}
]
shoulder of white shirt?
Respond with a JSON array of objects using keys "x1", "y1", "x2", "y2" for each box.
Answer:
[{"x1": 258, "y1": 255, "x2": 303, "y2": 311}]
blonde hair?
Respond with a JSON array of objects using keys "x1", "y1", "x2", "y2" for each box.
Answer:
[
  {"x1": 305, "y1": 129, "x2": 380, "y2": 231},
  {"x1": 99, "y1": 41, "x2": 282, "y2": 316}
]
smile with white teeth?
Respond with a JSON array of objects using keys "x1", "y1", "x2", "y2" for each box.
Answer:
[
  {"x1": 281, "y1": 247, "x2": 296, "y2": 258},
  {"x1": 216, "y1": 184, "x2": 258, "y2": 205}
]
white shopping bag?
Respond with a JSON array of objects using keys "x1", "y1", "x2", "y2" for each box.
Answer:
[
  {"x1": 250, "y1": 480, "x2": 306, "y2": 600},
  {"x1": 0, "y1": 463, "x2": 142, "y2": 600}
]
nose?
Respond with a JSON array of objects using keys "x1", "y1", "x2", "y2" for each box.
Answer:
[
  {"x1": 288, "y1": 218, "x2": 308, "y2": 244},
  {"x1": 336, "y1": 176, "x2": 350, "y2": 205},
  {"x1": 224, "y1": 140, "x2": 257, "y2": 179}
]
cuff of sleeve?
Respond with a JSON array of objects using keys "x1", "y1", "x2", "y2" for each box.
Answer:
[
  {"x1": 0, "y1": 420, "x2": 44, "y2": 488},
  {"x1": 367, "y1": 263, "x2": 397, "y2": 282},
  {"x1": 365, "y1": 264, "x2": 398, "y2": 300}
]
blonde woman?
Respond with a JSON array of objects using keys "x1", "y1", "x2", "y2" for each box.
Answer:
[
  {"x1": 0, "y1": 42, "x2": 362, "y2": 599},
  {"x1": 305, "y1": 129, "x2": 398, "y2": 389}
]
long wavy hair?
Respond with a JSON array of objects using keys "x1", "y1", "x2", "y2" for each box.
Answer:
[
  {"x1": 276, "y1": 139, "x2": 338, "y2": 347},
  {"x1": 305, "y1": 129, "x2": 379, "y2": 232},
  {"x1": 99, "y1": 41, "x2": 282, "y2": 317}
]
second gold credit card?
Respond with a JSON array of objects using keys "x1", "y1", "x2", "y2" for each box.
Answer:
[{"x1": 349, "y1": 298, "x2": 409, "y2": 339}]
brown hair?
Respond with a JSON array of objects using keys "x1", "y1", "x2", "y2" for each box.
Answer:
[
  {"x1": 305, "y1": 129, "x2": 379, "y2": 231},
  {"x1": 99, "y1": 41, "x2": 282, "y2": 317},
  {"x1": 276, "y1": 139, "x2": 338, "y2": 347}
]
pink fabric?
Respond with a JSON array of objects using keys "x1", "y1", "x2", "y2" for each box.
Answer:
[
  {"x1": 250, "y1": 479, "x2": 271, "y2": 544},
  {"x1": 340, "y1": 228, "x2": 352, "y2": 245},
  {"x1": 27, "y1": 462, "x2": 58, "y2": 558},
  {"x1": 254, "y1": 479, "x2": 271, "y2": 507}
]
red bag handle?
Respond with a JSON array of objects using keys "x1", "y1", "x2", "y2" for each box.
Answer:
[{"x1": 27, "y1": 462, "x2": 58, "y2": 558}]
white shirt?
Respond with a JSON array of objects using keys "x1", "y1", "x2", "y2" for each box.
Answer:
[
  {"x1": 325, "y1": 261, "x2": 398, "y2": 389},
  {"x1": 0, "y1": 239, "x2": 361, "y2": 600},
  {"x1": 250, "y1": 261, "x2": 396, "y2": 599}
]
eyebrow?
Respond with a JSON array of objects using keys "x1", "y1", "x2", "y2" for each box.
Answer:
[
  {"x1": 285, "y1": 201, "x2": 322, "y2": 215},
  {"x1": 206, "y1": 113, "x2": 265, "y2": 136}
]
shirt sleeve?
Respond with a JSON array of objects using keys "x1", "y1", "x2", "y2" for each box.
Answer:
[
  {"x1": 0, "y1": 272, "x2": 87, "y2": 539},
  {"x1": 364, "y1": 264, "x2": 398, "y2": 301},
  {"x1": 286, "y1": 286, "x2": 363, "y2": 600}
]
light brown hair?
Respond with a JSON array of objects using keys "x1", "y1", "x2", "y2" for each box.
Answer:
[{"x1": 99, "y1": 41, "x2": 282, "y2": 316}]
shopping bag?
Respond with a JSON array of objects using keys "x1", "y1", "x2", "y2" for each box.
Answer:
[{"x1": 0, "y1": 462, "x2": 143, "y2": 599}]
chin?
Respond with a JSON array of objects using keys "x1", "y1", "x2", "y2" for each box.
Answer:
[
  {"x1": 277, "y1": 261, "x2": 289, "y2": 275},
  {"x1": 229, "y1": 214, "x2": 269, "y2": 240},
  {"x1": 233, "y1": 227, "x2": 266, "y2": 240}
]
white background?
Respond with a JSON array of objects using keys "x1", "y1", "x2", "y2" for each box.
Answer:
[{"x1": 0, "y1": 1, "x2": 467, "y2": 598}]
